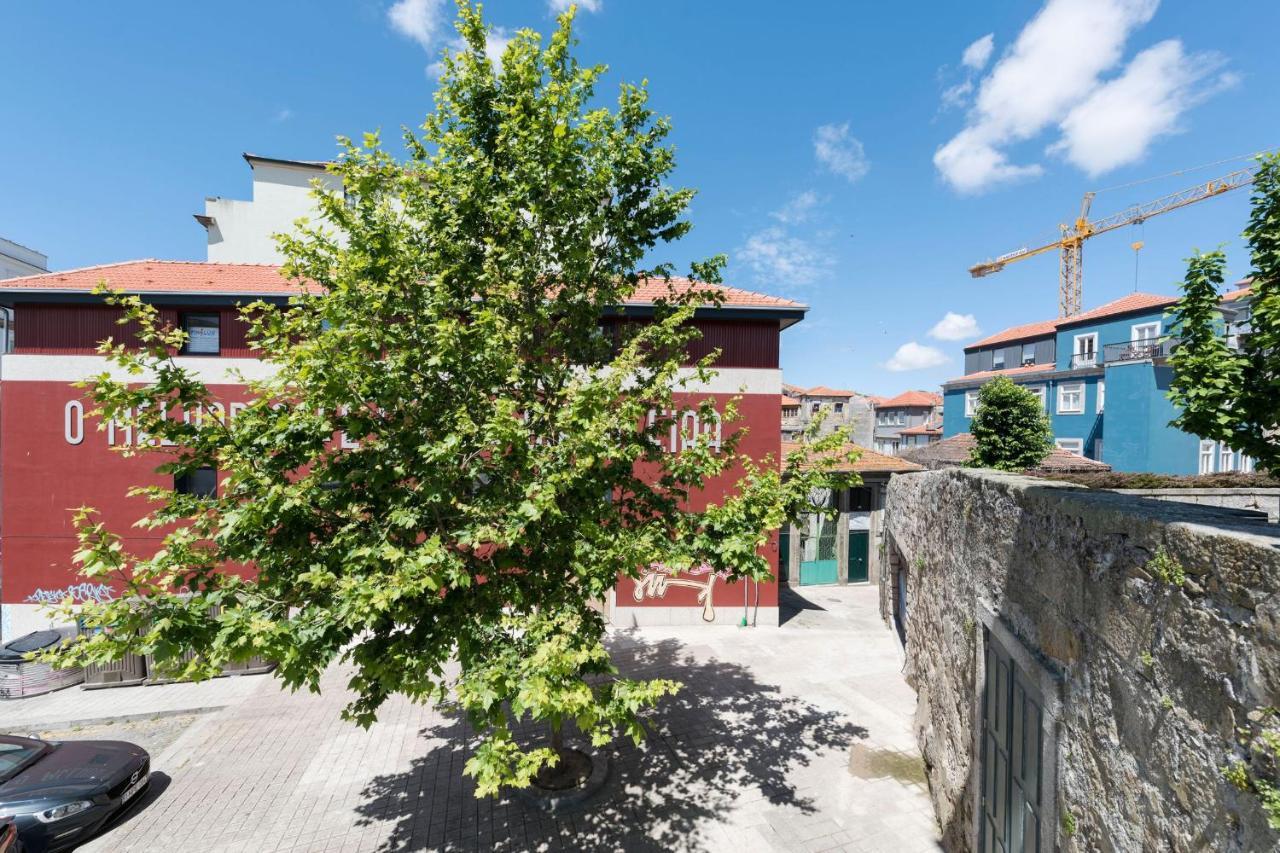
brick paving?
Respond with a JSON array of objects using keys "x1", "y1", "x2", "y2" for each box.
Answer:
[{"x1": 81, "y1": 585, "x2": 940, "y2": 852}]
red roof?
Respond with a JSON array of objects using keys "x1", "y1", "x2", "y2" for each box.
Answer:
[
  {"x1": 967, "y1": 319, "x2": 1059, "y2": 349},
  {"x1": 781, "y1": 395, "x2": 801, "y2": 407},
  {"x1": 803, "y1": 385, "x2": 855, "y2": 397},
  {"x1": 876, "y1": 390, "x2": 942, "y2": 409},
  {"x1": 0, "y1": 260, "x2": 308, "y2": 295},
  {"x1": 1056, "y1": 292, "x2": 1178, "y2": 327},
  {"x1": 948, "y1": 363, "x2": 1055, "y2": 383},
  {"x1": 899, "y1": 433, "x2": 1110, "y2": 473},
  {"x1": 1222, "y1": 283, "x2": 1253, "y2": 302},
  {"x1": 968, "y1": 292, "x2": 1181, "y2": 349},
  {"x1": 0, "y1": 262, "x2": 801, "y2": 309},
  {"x1": 899, "y1": 420, "x2": 942, "y2": 436},
  {"x1": 781, "y1": 442, "x2": 922, "y2": 474}
]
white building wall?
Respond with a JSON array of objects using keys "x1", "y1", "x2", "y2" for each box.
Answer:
[
  {"x1": 0, "y1": 237, "x2": 48, "y2": 279},
  {"x1": 203, "y1": 160, "x2": 343, "y2": 264}
]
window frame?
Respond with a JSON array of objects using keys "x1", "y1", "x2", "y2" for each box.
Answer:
[
  {"x1": 1054, "y1": 437, "x2": 1084, "y2": 456},
  {"x1": 1199, "y1": 440, "x2": 1216, "y2": 474},
  {"x1": 1096, "y1": 380, "x2": 1105, "y2": 413},
  {"x1": 965, "y1": 390, "x2": 979, "y2": 418},
  {"x1": 1131, "y1": 321, "x2": 1161, "y2": 343},
  {"x1": 1025, "y1": 384, "x2": 1047, "y2": 411},
  {"x1": 1057, "y1": 382, "x2": 1084, "y2": 414},
  {"x1": 992, "y1": 348, "x2": 1006, "y2": 370},
  {"x1": 175, "y1": 466, "x2": 218, "y2": 498},
  {"x1": 180, "y1": 312, "x2": 221, "y2": 356},
  {"x1": 1072, "y1": 332, "x2": 1098, "y2": 367},
  {"x1": 1021, "y1": 343, "x2": 1036, "y2": 367}
]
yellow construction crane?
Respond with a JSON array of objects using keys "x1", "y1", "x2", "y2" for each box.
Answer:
[{"x1": 969, "y1": 165, "x2": 1259, "y2": 318}]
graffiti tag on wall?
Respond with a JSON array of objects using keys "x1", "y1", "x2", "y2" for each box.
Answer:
[
  {"x1": 632, "y1": 563, "x2": 724, "y2": 622},
  {"x1": 24, "y1": 583, "x2": 115, "y2": 605}
]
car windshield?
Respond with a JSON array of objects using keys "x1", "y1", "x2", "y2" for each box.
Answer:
[{"x1": 0, "y1": 738, "x2": 48, "y2": 783}]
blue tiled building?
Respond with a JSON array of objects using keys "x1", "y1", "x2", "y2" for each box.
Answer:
[{"x1": 942, "y1": 288, "x2": 1256, "y2": 474}]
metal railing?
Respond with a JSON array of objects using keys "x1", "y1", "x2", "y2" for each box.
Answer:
[
  {"x1": 1103, "y1": 336, "x2": 1175, "y2": 365},
  {"x1": 1069, "y1": 352, "x2": 1099, "y2": 369}
]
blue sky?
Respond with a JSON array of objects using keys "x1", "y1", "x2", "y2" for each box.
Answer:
[{"x1": 2, "y1": 1, "x2": 1277, "y2": 395}]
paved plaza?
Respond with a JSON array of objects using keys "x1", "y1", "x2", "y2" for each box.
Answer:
[{"x1": 51, "y1": 584, "x2": 940, "y2": 852}]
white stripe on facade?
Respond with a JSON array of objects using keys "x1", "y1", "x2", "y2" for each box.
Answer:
[{"x1": 0, "y1": 355, "x2": 782, "y2": 395}]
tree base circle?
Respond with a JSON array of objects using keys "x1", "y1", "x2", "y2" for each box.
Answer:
[{"x1": 513, "y1": 741, "x2": 610, "y2": 813}]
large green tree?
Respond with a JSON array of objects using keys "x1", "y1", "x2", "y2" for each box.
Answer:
[
  {"x1": 966, "y1": 376, "x2": 1054, "y2": 472},
  {"x1": 1168, "y1": 153, "x2": 1280, "y2": 473},
  {"x1": 48, "y1": 4, "x2": 851, "y2": 794}
]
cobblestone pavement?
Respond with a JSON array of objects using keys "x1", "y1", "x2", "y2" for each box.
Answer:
[
  {"x1": 82, "y1": 585, "x2": 940, "y2": 853},
  {"x1": 1, "y1": 669, "x2": 265, "y2": 730}
]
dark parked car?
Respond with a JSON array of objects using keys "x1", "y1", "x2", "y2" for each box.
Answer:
[
  {"x1": 0, "y1": 735, "x2": 148, "y2": 853},
  {"x1": 0, "y1": 817, "x2": 21, "y2": 853}
]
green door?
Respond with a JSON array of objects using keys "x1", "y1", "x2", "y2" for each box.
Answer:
[
  {"x1": 778, "y1": 528, "x2": 790, "y2": 582},
  {"x1": 847, "y1": 530, "x2": 869, "y2": 584},
  {"x1": 979, "y1": 628, "x2": 1045, "y2": 853},
  {"x1": 799, "y1": 512, "x2": 838, "y2": 585}
]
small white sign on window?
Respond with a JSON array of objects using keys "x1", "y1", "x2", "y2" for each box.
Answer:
[{"x1": 186, "y1": 324, "x2": 220, "y2": 354}]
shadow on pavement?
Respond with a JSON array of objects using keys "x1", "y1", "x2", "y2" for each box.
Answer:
[
  {"x1": 354, "y1": 636, "x2": 866, "y2": 851},
  {"x1": 89, "y1": 770, "x2": 171, "y2": 842},
  {"x1": 779, "y1": 584, "x2": 827, "y2": 626}
]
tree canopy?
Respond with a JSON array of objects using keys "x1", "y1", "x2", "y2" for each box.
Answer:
[
  {"x1": 966, "y1": 376, "x2": 1054, "y2": 472},
  {"x1": 47, "y1": 3, "x2": 852, "y2": 795},
  {"x1": 1168, "y1": 153, "x2": 1280, "y2": 474}
]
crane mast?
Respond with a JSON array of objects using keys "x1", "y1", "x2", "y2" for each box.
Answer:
[{"x1": 970, "y1": 165, "x2": 1259, "y2": 317}]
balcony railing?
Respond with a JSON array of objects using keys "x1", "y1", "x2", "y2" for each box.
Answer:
[
  {"x1": 1103, "y1": 336, "x2": 1175, "y2": 365},
  {"x1": 1069, "y1": 352, "x2": 1099, "y2": 369}
]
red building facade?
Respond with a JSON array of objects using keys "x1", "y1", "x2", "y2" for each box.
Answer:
[{"x1": 0, "y1": 261, "x2": 803, "y2": 639}]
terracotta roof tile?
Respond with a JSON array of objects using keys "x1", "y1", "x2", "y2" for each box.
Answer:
[
  {"x1": 948, "y1": 363, "x2": 1055, "y2": 384},
  {"x1": 969, "y1": 292, "x2": 1185, "y2": 350},
  {"x1": 781, "y1": 396, "x2": 801, "y2": 406},
  {"x1": 1056, "y1": 292, "x2": 1179, "y2": 327},
  {"x1": 899, "y1": 433, "x2": 1110, "y2": 472},
  {"x1": 876, "y1": 390, "x2": 942, "y2": 408},
  {"x1": 0, "y1": 262, "x2": 801, "y2": 310},
  {"x1": 782, "y1": 441, "x2": 922, "y2": 474},
  {"x1": 802, "y1": 385, "x2": 856, "y2": 397},
  {"x1": 967, "y1": 319, "x2": 1059, "y2": 349},
  {"x1": 0, "y1": 260, "x2": 308, "y2": 295},
  {"x1": 898, "y1": 421, "x2": 942, "y2": 436}
]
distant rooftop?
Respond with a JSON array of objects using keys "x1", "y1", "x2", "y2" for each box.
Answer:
[
  {"x1": 965, "y1": 290, "x2": 1234, "y2": 351},
  {"x1": 900, "y1": 433, "x2": 1111, "y2": 473},
  {"x1": 876, "y1": 390, "x2": 942, "y2": 409},
  {"x1": 782, "y1": 441, "x2": 923, "y2": 475}
]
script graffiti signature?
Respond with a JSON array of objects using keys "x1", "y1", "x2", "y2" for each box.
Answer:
[
  {"x1": 24, "y1": 583, "x2": 115, "y2": 605},
  {"x1": 632, "y1": 563, "x2": 724, "y2": 623}
]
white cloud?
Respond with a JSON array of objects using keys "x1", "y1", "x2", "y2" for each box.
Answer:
[
  {"x1": 940, "y1": 79, "x2": 974, "y2": 111},
  {"x1": 933, "y1": 0, "x2": 1228, "y2": 193},
  {"x1": 428, "y1": 29, "x2": 514, "y2": 77},
  {"x1": 962, "y1": 33, "x2": 995, "y2": 70},
  {"x1": 885, "y1": 342, "x2": 950, "y2": 372},
  {"x1": 549, "y1": 0, "x2": 602, "y2": 12},
  {"x1": 814, "y1": 123, "x2": 869, "y2": 183},
  {"x1": 737, "y1": 226, "x2": 833, "y2": 287},
  {"x1": 929, "y1": 312, "x2": 982, "y2": 341},
  {"x1": 273, "y1": 108, "x2": 294, "y2": 123},
  {"x1": 388, "y1": 0, "x2": 446, "y2": 49},
  {"x1": 771, "y1": 190, "x2": 820, "y2": 225},
  {"x1": 1049, "y1": 40, "x2": 1233, "y2": 176}
]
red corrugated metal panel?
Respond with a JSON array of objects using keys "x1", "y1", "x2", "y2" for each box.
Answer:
[
  {"x1": 688, "y1": 320, "x2": 778, "y2": 368},
  {"x1": 13, "y1": 304, "x2": 258, "y2": 356},
  {"x1": 599, "y1": 318, "x2": 779, "y2": 368}
]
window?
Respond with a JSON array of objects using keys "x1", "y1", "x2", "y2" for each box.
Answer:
[
  {"x1": 1132, "y1": 322, "x2": 1160, "y2": 343},
  {"x1": 834, "y1": 402, "x2": 844, "y2": 414},
  {"x1": 1093, "y1": 439, "x2": 1103, "y2": 461},
  {"x1": 1072, "y1": 333, "x2": 1097, "y2": 367},
  {"x1": 1199, "y1": 440, "x2": 1215, "y2": 474},
  {"x1": 175, "y1": 467, "x2": 218, "y2": 498},
  {"x1": 848, "y1": 487, "x2": 873, "y2": 512},
  {"x1": 1220, "y1": 444, "x2": 1236, "y2": 472},
  {"x1": 1026, "y1": 385, "x2": 1047, "y2": 410},
  {"x1": 965, "y1": 390, "x2": 979, "y2": 417},
  {"x1": 0, "y1": 307, "x2": 12, "y2": 354},
  {"x1": 182, "y1": 313, "x2": 220, "y2": 355},
  {"x1": 1057, "y1": 382, "x2": 1084, "y2": 414},
  {"x1": 992, "y1": 349, "x2": 1005, "y2": 370},
  {"x1": 811, "y1": 402, "x2": 821, "y2": 415},
  {"x1": 1097, "y1": 380, "x2": 1105, "y2": 413},
  {"x1": 1022, "y1": 343, "x2": 1036, "y2": 366},
  {"x1": 1055, "y1": 438, "x2": 1084, "y2": 456}
]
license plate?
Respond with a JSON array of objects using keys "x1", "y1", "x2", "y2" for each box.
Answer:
[{"x1": 121, "y1": 774, "x2": 149, "y2": 803}]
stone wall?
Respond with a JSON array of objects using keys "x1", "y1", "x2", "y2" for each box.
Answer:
[
  {"x1": 1113, "y1": 487, "x2": 1280, "y2": 523},
  {"x1": 882, "y1": 468, "x2": 1280, "y2": 852}
]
